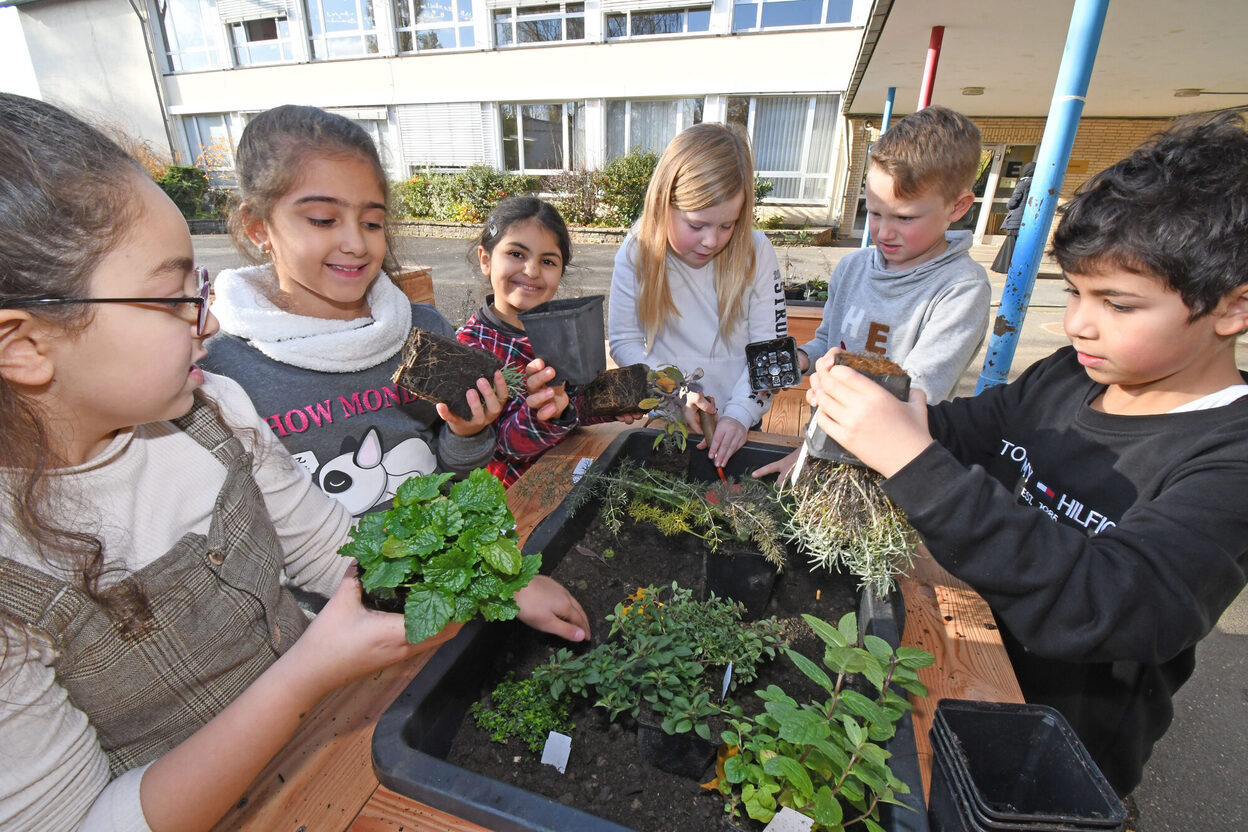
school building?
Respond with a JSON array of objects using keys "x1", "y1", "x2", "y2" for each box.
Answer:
[{"x1": 1, "y1": 0, "x2": 1243, "y2": 242}]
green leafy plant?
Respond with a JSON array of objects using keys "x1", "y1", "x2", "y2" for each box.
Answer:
[
  {"x1": 598, "y1": 149, "x2": 659, "y2": 226},
  {"x1": 546, "y1": 169, "x2": 601, "y2": 226},
  {"x1": 472, "y1": 673, "x2": 574, "y2": 753},
  {"x1": 391, "y1": 166, "x2": 538, "y2": 222},
  {"x1": 533, "y1": 583, "x2": 785, "y2": 740},
  {"x1": 571, "y1": 459, "x2": 789, "y2": 568},
  {"x1": 337, "y1": 469, "x2": 541, "y2": 643},
  {"x1": 717, "y1": 612, "x2": 933, "y2": 832},
  {"x1": 156, "y1": 165, "x2": 210, "y2": 219},
  {"x1": 637, "y1": 365, "x2": 704, "y2": 452}
]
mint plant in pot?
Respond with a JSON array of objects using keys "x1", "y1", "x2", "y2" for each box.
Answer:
[{"x1": 337, "y1": 468, "x2": 542, "y2": 644}]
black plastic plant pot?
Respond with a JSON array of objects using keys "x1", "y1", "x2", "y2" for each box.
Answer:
[
  {"x1": 371, "y1": 428, "x2": 930, "y2": 832},
  {"x1": 518, "y1": 295, "x2": 606, "y2": 385},
  {"x1": 927, "y1": 699, "x2": 1126, "y2": 832},
  {"x1": 745, "y1": 336, "x2": 801, "y2": 392},
  {"x1": 635, "y1": 719, "x2": 719, "y2": 779},
  {"x1": 805, "y1": 357, "x2": 911, "y2": 464},
  {"x1": 703, "y1": 549, "x2": 778, "y2": 620}
]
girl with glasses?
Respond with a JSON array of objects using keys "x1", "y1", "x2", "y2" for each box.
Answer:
[{"x1": 0, "y1": 94, "x2": 588, "y2": 832}]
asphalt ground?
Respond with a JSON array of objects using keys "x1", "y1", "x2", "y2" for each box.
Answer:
[{"x1": 194, "y1": 232, "x2": 1247, "y2": 832}]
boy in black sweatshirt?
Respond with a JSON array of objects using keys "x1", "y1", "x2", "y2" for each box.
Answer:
[{"x1": 808, "y1": 112, "x2": 1248, "y2": 797}]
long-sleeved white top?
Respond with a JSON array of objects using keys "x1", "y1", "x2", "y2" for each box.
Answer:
[{"x1": 608, "y1": 231, "x2": 787, "y2": 429}]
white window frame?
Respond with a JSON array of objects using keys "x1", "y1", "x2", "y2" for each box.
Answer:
[
  {"x1": 605, "y1": 97, "x2": 703, "y2": 160},
  {"x1": 491, "y1": 2, "x2": 585, "y2": 48},
  {"x1": 305, "y1": 0, "x2": 380, "y2": 60},
  {"x1": 732, "y1": 0, "x2": 853, "y2": 33},
  {"x1": 393, "y1": 0, "x2": 476, "y2": 53},
  {"x1": 228, "y1": 16, "x2": 296, "y2": 65},
  {"x1": 730, "y1": 94, "x2": 839, "y2": 205},
  {"x1": 181, "y1": 113, "x2": 238, "y2": 186},
  {"x1": 603, "y1": 4, "x2": 711, "y2": 40},
  {"x1": 160, "y1": 0, "x2": 230, "y2": 72},
  {"x1": 500, "y1": 101, "x2": 585, "y2": 173}
]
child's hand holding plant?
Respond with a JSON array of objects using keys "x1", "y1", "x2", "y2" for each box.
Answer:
[
  {"x1": 437, "y1": 370, "x2": 511, "y2": 436},
  {"x1": 809, "y1": 351, "x2": 933, "y2": 478},
  {"x1": 522, "y1": 357, "x2": 570, "y2": 422}
]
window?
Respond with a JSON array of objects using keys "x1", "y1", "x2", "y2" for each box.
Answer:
[
  {"x1": 229, "y1": 16, "x2": 295, "y2": 64},
  {"x1": 305, "y1": 0, "x2": 379, "y2": 59},
  {"x1": 732, "y1": 0, "x2": 852, "y2": 32},
  {"x1": 493, "y1": 3, "x2": 584, "y2": 46},
  {"x1": 161, "y1": 0, "x2": 228, "y2": 71},
  {"x1": 604, "y1": 5, "x2": 710, "y2": 39},
  {"x1": 500, "y1": 102, "x2": 586, "y2": 172},
  {"x1": 182, "y1": 114, "x2": 237, "y2": 186},
  {"x1": 727, "y1": 94, "x2": 839, "y2": 202},
  {"x1": 394, "y1": 0, "x2": 475, "y2": 52},
  {"x1": 397, "y1": 102, "x2": 495, "y2": 170},
  {"x1": 605, "y1": 98, "x2": 703, "y2": 160}
]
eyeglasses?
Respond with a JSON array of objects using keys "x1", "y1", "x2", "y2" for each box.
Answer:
[{"x1": 1, "y1": 266, "x2": 213, "y2": 336}]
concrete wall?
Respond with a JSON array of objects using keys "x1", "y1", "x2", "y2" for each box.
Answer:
[
  {"x1": 162, "y1": 29, "x2": 863, "y2": 113},
  {"x1": 11, "y1": 0, "x2": 171, "y2": 155},
  {"x1": 0, "y1": 7, "x2": 41, "y2": 98}
]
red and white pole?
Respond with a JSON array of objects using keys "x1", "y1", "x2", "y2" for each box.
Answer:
[{"x1": 917, "y1": 25, "x2": 945, "y2": 109}]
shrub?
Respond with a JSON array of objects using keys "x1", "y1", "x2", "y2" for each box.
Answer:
[
  {"x1": 156, "y1": 165, "x2": 210, "y2": 219},
  {"x1": 598, "y1": 149, "x2": 659, "y2": 226},
  {"x1": 393, "y1": 174, "x2": 435, "y2": 219},
  {"x1": 546, "y1": 169, "x2": 600, "y2": 226}
]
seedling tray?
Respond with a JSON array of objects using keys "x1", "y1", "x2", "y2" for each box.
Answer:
[
  {"x1": 745, "y1": 336, "x2": 801, "y2": 392},
  {"x1": 372, "y1": 429, "x2": 929, "y2": 832}
]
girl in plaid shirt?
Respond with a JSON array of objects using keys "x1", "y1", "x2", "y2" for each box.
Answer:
[{"x1": 458, "y1": 198, "x2": 615, "y2": 486}]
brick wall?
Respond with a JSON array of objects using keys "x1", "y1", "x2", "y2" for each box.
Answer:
[{"x1": 837, "y1": 114, "x2": 1173, "y2": 239}]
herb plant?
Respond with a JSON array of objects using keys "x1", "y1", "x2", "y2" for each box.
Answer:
[
  {"x1": 533, "y1": 583, "x2": 786, "y2": 741},
  {"x1": 716, "y1": 612, "x2": 934, "y2": 832},
  {"x1": 571, "y1": 459, "x2": 790, "y2": 568},
  {"x1": 638, "y1": 365, "x2": 704, "y2": 452},
  {"x1": 472, "y1": 673, "x2": 574, "y2": 753},
  {"x1": 337, "y1": 469, "x2": 541, "y2": 644}
]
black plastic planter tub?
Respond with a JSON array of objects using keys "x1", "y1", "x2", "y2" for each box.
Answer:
[
  {"x1": 927, "y1": 699, "x2": 1125, "y2": 832},
  {"x1": 372, "y1": 429, "x2": 929, "y2": 832},
  {"x1": 518, "y1": 295, "x2": 606, "y2": 385}
]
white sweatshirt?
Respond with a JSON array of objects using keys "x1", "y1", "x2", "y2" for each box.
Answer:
[{"x1": 608, "y1": 230, "x2": 787, "y2": 429}]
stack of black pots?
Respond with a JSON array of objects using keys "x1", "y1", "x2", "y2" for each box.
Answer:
[{"x1": 928, "y1": 699, "x2": 1126, "y2": 832}]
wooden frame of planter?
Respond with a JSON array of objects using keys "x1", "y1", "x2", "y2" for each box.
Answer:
[{"x1": 372, "y1": 429, "x2": 929, "y2": 832}]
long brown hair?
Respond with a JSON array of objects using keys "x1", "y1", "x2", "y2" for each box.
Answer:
[
  {"x1": 633, "y1": 123, "x2": 757, "y2": 346},
  {"x1": 0, "y1": 93, "x2": 151, "y2": 628}
]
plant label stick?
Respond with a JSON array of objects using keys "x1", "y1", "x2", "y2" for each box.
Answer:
[
  {"x1": 541, "y1": 731, "x2": 572, "y2": 774},
  {"x1": 764, "y1": 806, "x2": 816, "y2": 832}
]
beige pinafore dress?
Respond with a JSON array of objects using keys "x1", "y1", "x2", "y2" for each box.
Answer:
[{"x1": 0, "y1": 400, "x2": 310, "y2": 776}]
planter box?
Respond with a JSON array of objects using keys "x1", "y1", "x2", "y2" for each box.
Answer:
[{"x1": 372, "y1": 429, "x2": 929, "y2": 832}]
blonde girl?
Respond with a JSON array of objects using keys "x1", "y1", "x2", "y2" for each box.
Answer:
[
  {"x1": 608, "y1": 122, "x2": 787, "y2": 466},
  {"x1": 0, "y1": 94, "x2": 587, "y2": 832}
]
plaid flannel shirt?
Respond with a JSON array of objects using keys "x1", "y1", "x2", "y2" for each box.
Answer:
[{"x1": 457, "y1": 307, "x2": 586, "y2": 487}]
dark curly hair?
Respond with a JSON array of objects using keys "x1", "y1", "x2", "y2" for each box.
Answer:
[{"x1": 1052, "y1": 111, "x2": 1248, "y2": 318}]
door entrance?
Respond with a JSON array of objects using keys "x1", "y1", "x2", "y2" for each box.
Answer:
[{"x1": 950, "y1": 143, "x2": 1038, "y2": 244}]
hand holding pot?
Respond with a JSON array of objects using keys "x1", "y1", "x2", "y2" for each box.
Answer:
[
  {"x1": 438, "y1": 369, "x2": 509, "y2": 436},
  {"x1": 515, "y1": 575, "x2": 590, "y2": 642},
  {"x1": 289, "y1": 564, "x2": 459, "y2": 697},
  {"x1": 523, "y1": 357, "x2": 571, "y2": 422},
  {"x1": 808, "y1": 352, "x2": 933, "y2": 478}
]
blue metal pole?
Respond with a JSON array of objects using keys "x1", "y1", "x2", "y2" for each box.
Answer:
[
  {"x1": 975, "y1": 0, "x2": 1110, "y2": 392},
  {"x1": 860, "y1": 86, "x2": 895, "y2": 249}
]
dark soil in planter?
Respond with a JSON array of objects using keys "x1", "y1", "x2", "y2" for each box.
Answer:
[
  {"x1": 392, "y1": 327, "x2": 503, "y2": 421},
  {"x1": 444, "y1": 493, "x2": 865, "y2": 832},
  {"x1": 579, "y1": 363, "x2": 651, "y2": 418}
]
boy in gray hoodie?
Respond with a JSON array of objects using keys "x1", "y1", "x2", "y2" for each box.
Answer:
[{"x1": 758, "y1": 105, "x2": 990, "y2": 478}]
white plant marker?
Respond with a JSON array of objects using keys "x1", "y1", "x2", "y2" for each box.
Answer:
[
  {"x1": 764, "y1": 806, "x2": 816, "y2": 832},
  {"x1": 541, "y1": 731, "x2": 572, "y2": 774},
  {"x1": 571, "y1": 457, "x2": 594, "y2": 483},
  {"x1": 721, "y1": 662, "x2": 734, "y2": 702}
]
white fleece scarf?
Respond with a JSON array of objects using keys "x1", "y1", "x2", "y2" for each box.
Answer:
[{"x1": 211, "y1": 265, "x2": 413, "y2": 372}]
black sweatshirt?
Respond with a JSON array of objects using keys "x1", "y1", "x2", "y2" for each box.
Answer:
[{"x1": 883, "y1": 347, "x2": 1248, "y2": 795}]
